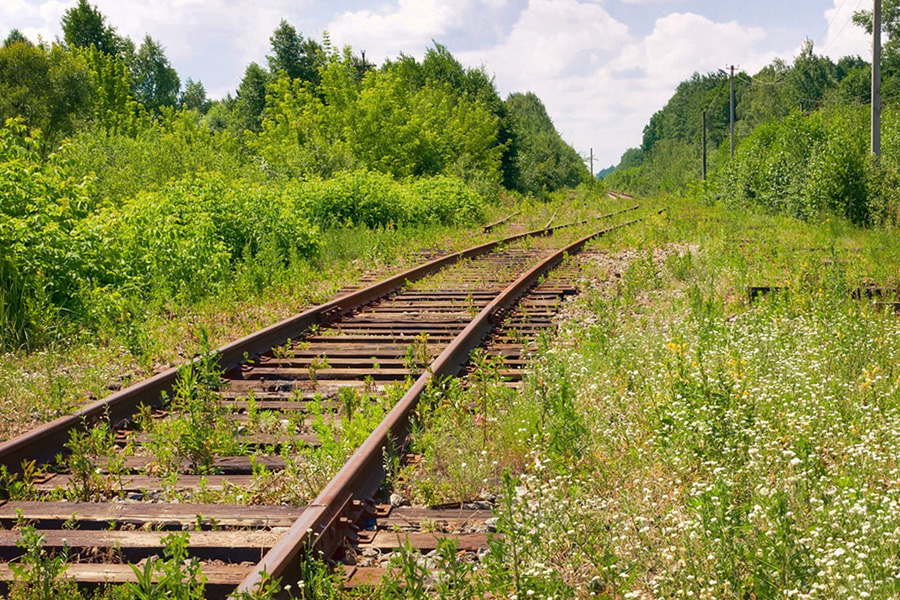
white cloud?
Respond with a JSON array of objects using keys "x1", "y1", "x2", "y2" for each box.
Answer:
[
  {"x1": 0, "y1": 0, "x2": 37, "y2": 23},
  {"x1": 819, "y1": 0, "x2": 870, "y2": 60},
  {"x1": 613, "y1": 13, "x2": 774, "y2": 85},
  {"x1": 462, "y1": 0, "x2": 630, "y2": 82},
  {"x1": 328, "y1": 0, "x2": 491, "y2": 63},
  {"x1": 456, "y1": 4, "x2": 781, "y2": 167}
]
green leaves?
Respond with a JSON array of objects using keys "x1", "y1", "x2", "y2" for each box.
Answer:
[
  {"x1": 709, "y1": 104, "x2": 884, "y2": 225},
  {"x1": 132, "y1": 35, "x2": 180, "y2": 115},
  {"x1": 0, "y1": 121, "x2": 96, "y2": 348},
  {"x1": 251, "y1": 54, "x2": 504, "y2": 186},
  {"x1": 506, "y1": 92, "x2": 590, "y2": 196}
]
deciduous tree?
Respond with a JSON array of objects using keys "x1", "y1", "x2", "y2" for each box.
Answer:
[
  {"x1": 132, "y1": 35, "x2": 180, "y2": 114},
  {"x1": 61, "y1": 0, "x2": 123, "y2": 56}
]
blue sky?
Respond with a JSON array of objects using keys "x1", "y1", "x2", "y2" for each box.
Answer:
[{"x1": 1, "y1": 0, "x2": 873, "y2": 168}]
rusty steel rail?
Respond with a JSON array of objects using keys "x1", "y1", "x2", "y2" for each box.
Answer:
[
  {"x1": 482, "y1": 211, "x2": 520, "y2": 233},
  {"x1": 235, "y1": 208, "x2": 663, "y2": 595},
  {"x1": 0, "y1": 206, "x2": 633, "y2": 472},
  {"x1": 544, "y1": 209, "x2": 558, "y2": 230}
]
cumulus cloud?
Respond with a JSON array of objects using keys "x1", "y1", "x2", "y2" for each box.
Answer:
[
  {"x1": 461, "y1": 0, "x2": 630, "y2": 82},
  {"x1": 614, "y1": 13, "x2": 775, "y2": 85},
  {"x1": 453, "y1": 3, "x2": 781, "y2": 167},
  {"x1": 328, "y1": 0, "x2": 515, "y2": 63},
  {"x1": 818, "y1": 0, "x2": 870, "y2": 60},
  {"x1": 329, "y1": 0, "x2": 463, "y2": 61}
]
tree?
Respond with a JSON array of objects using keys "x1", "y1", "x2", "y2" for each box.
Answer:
[
  {"x1": 788, "y1": 39, "x2": 837, "y2": 110},
  {"x1": 853, "y1": 0, "x2": 900, "y2": 44},
  {"x1": 384, "y1": 44, "x2": 520, "y2": 190},
  {"x1": 61, "y1": 0, "x2": 122, "y2": 56},
  {"x1": 0, "y1": 43, "x2": 92, "y2": 151},
  {"x1": 180, "y1": 78, "x2": 209, "y2": 113},
  {"x1": 78, "y1": 45, "x2": 139, "y2": 133},
  {"x1": 267, "y1": 20, "x2": 322, "y2": 84},
  {"x1": 735, "y1": 60, "x2": 792, "y2": 136},
  {"x1": 854, "y1": 2, "x2": 900, "y2": 89},
  {"x1": 505, "y1": 91, "x2": 589, "y2": 195},
  {"x1": 132, "y1": 35, "x2": 180, "y2": 114},
  {"x1": 641, "y1": 71, "x2": 734, "y2": 154},
  {"x1": 3, "y1": 29, "x2": 30, "y2": 48},
  {"x1": 616, "y1": 148, "x2": 644, "y2": 170},
  {"x1": 233, "y1": 62, "x2": 269, "y2": 133}
]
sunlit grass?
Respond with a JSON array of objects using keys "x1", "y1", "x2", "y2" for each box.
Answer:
[{"x1": 384, "y1": 195, "x2": 900, "y2": 599}]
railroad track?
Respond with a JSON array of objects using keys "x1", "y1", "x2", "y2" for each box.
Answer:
[{"x1": 0, "y1": 204, "x2": 658, "y2": 598}]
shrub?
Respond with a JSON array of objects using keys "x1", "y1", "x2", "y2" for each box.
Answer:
[
  {"x1": 300, "y1": 171, "x2": 407, "y2": 228},
  {"x1": 0, "y1": 121, "x2": 97, "y2": 348},
  {"x1": 298, "y1": 171, "x2": 485, "y2": 229},
  {"x1": 709, "y1": 105, "x2": 882, "y2": 225},
  {"x1": 408, "y1": 175, "x2": 485, "y2": 225}
]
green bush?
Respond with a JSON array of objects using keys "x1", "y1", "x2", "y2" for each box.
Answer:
[
  {"x1": 408, "y1": 175, "x2": 485, "y2": 225},
  {"x1": 0, "y1": 121, "x2": 97, "y2": 347},
  {"x1": 300, "y1": 171, "x2": 407, "y2": 228},
  {"x1": 709, "y1": 105, "x2": 892, "y2": 225},
  {"x1": 62, "y1": 109, "x2": 249, "y2": 203},
  {"x1": 0, "y1": 118, "x2": 485, "y2": 350},
  {"x1": 298, "y1": 171, "x2": 485, "y2": 229}
]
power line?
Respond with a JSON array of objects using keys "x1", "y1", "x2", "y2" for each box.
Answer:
[
  {"x1": 820, "y1": 0, "x2": 866, "y2": 55},
  {"x1": 815, "y1": 0, "x2": 851, "y2": 48},
  {"x1": 736, "y1": 73, "x2": 788, "y2": 87}
]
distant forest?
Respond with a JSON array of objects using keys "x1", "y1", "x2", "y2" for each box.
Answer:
[
  {"x1": 0, "y1": 0, "x2": 589, "y2": 198},
  {"x1": 606, "y1": 4, "x2": 900, "y2": 226}
]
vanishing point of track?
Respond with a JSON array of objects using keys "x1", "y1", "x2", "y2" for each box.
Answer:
[{"x1": 0, "y1": 203, "x2": 657, "y2": 597}]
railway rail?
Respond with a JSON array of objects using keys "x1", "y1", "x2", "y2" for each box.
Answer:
[{"x1": 0, "y1": 203, "x2": 659, "y2": 598}]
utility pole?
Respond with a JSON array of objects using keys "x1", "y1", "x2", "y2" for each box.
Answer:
[
  {"x1": 702, "y1": 111, "x2": 707, "y2": 181},
  {"x1": 873, "y1": 0, "x2": 882, "y2": 156},
  {"x1": 729, "y1": 65, "x2": 735, "y2": 159},
  {"x1": 589, "y1": 148, "x2": 594, "y2": 178}
]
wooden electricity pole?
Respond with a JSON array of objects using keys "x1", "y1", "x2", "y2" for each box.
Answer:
[
  {"x1": 702, "y1": 111, "x2": 707, "y2": 181},
  {"x1": 873, "y1": 0, "x2": 882, "y2": 156},
  {"x1": 729, "y1": 65, "x2": 735, "y2": 159}
]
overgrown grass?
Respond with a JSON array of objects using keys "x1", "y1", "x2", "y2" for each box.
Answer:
[
  {"x1": 0, "y1": 192, "x2": 606, "y2": 444},
  {"x1": 370, "y1": 196, "x2": 900, "y2": 599}
]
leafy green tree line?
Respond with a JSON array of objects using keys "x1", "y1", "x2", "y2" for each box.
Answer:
[
  {"x1": 1, "y1": 2, "x2": 588, "y2": 197},
  {"x1": 0, "y1": 1, "x2": 591, "y2": 351},
  {"x1": 606, "y1": 39, "x2": 871, "y2": 197},
  {"x1": 604, "y1": 7, "x2": 900, "y2": 227}
]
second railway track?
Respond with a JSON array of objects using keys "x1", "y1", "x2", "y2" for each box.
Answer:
[{"x1": 0, "y1": 204, "x2": 658, "y2": 598}]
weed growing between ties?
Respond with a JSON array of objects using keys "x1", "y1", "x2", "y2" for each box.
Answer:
[
  {"x1": 3, "y1": 526, "x2": 286, "y2": 600},
  {"x1": 133, "y1": 375, "x2": 409, "y2": 505},
  {"x1": 138, "y1": 330, "x2": 240, "y2": 477},
  {"x1": 0, "y1": 191, "x2": 619, "y2": 445}
]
